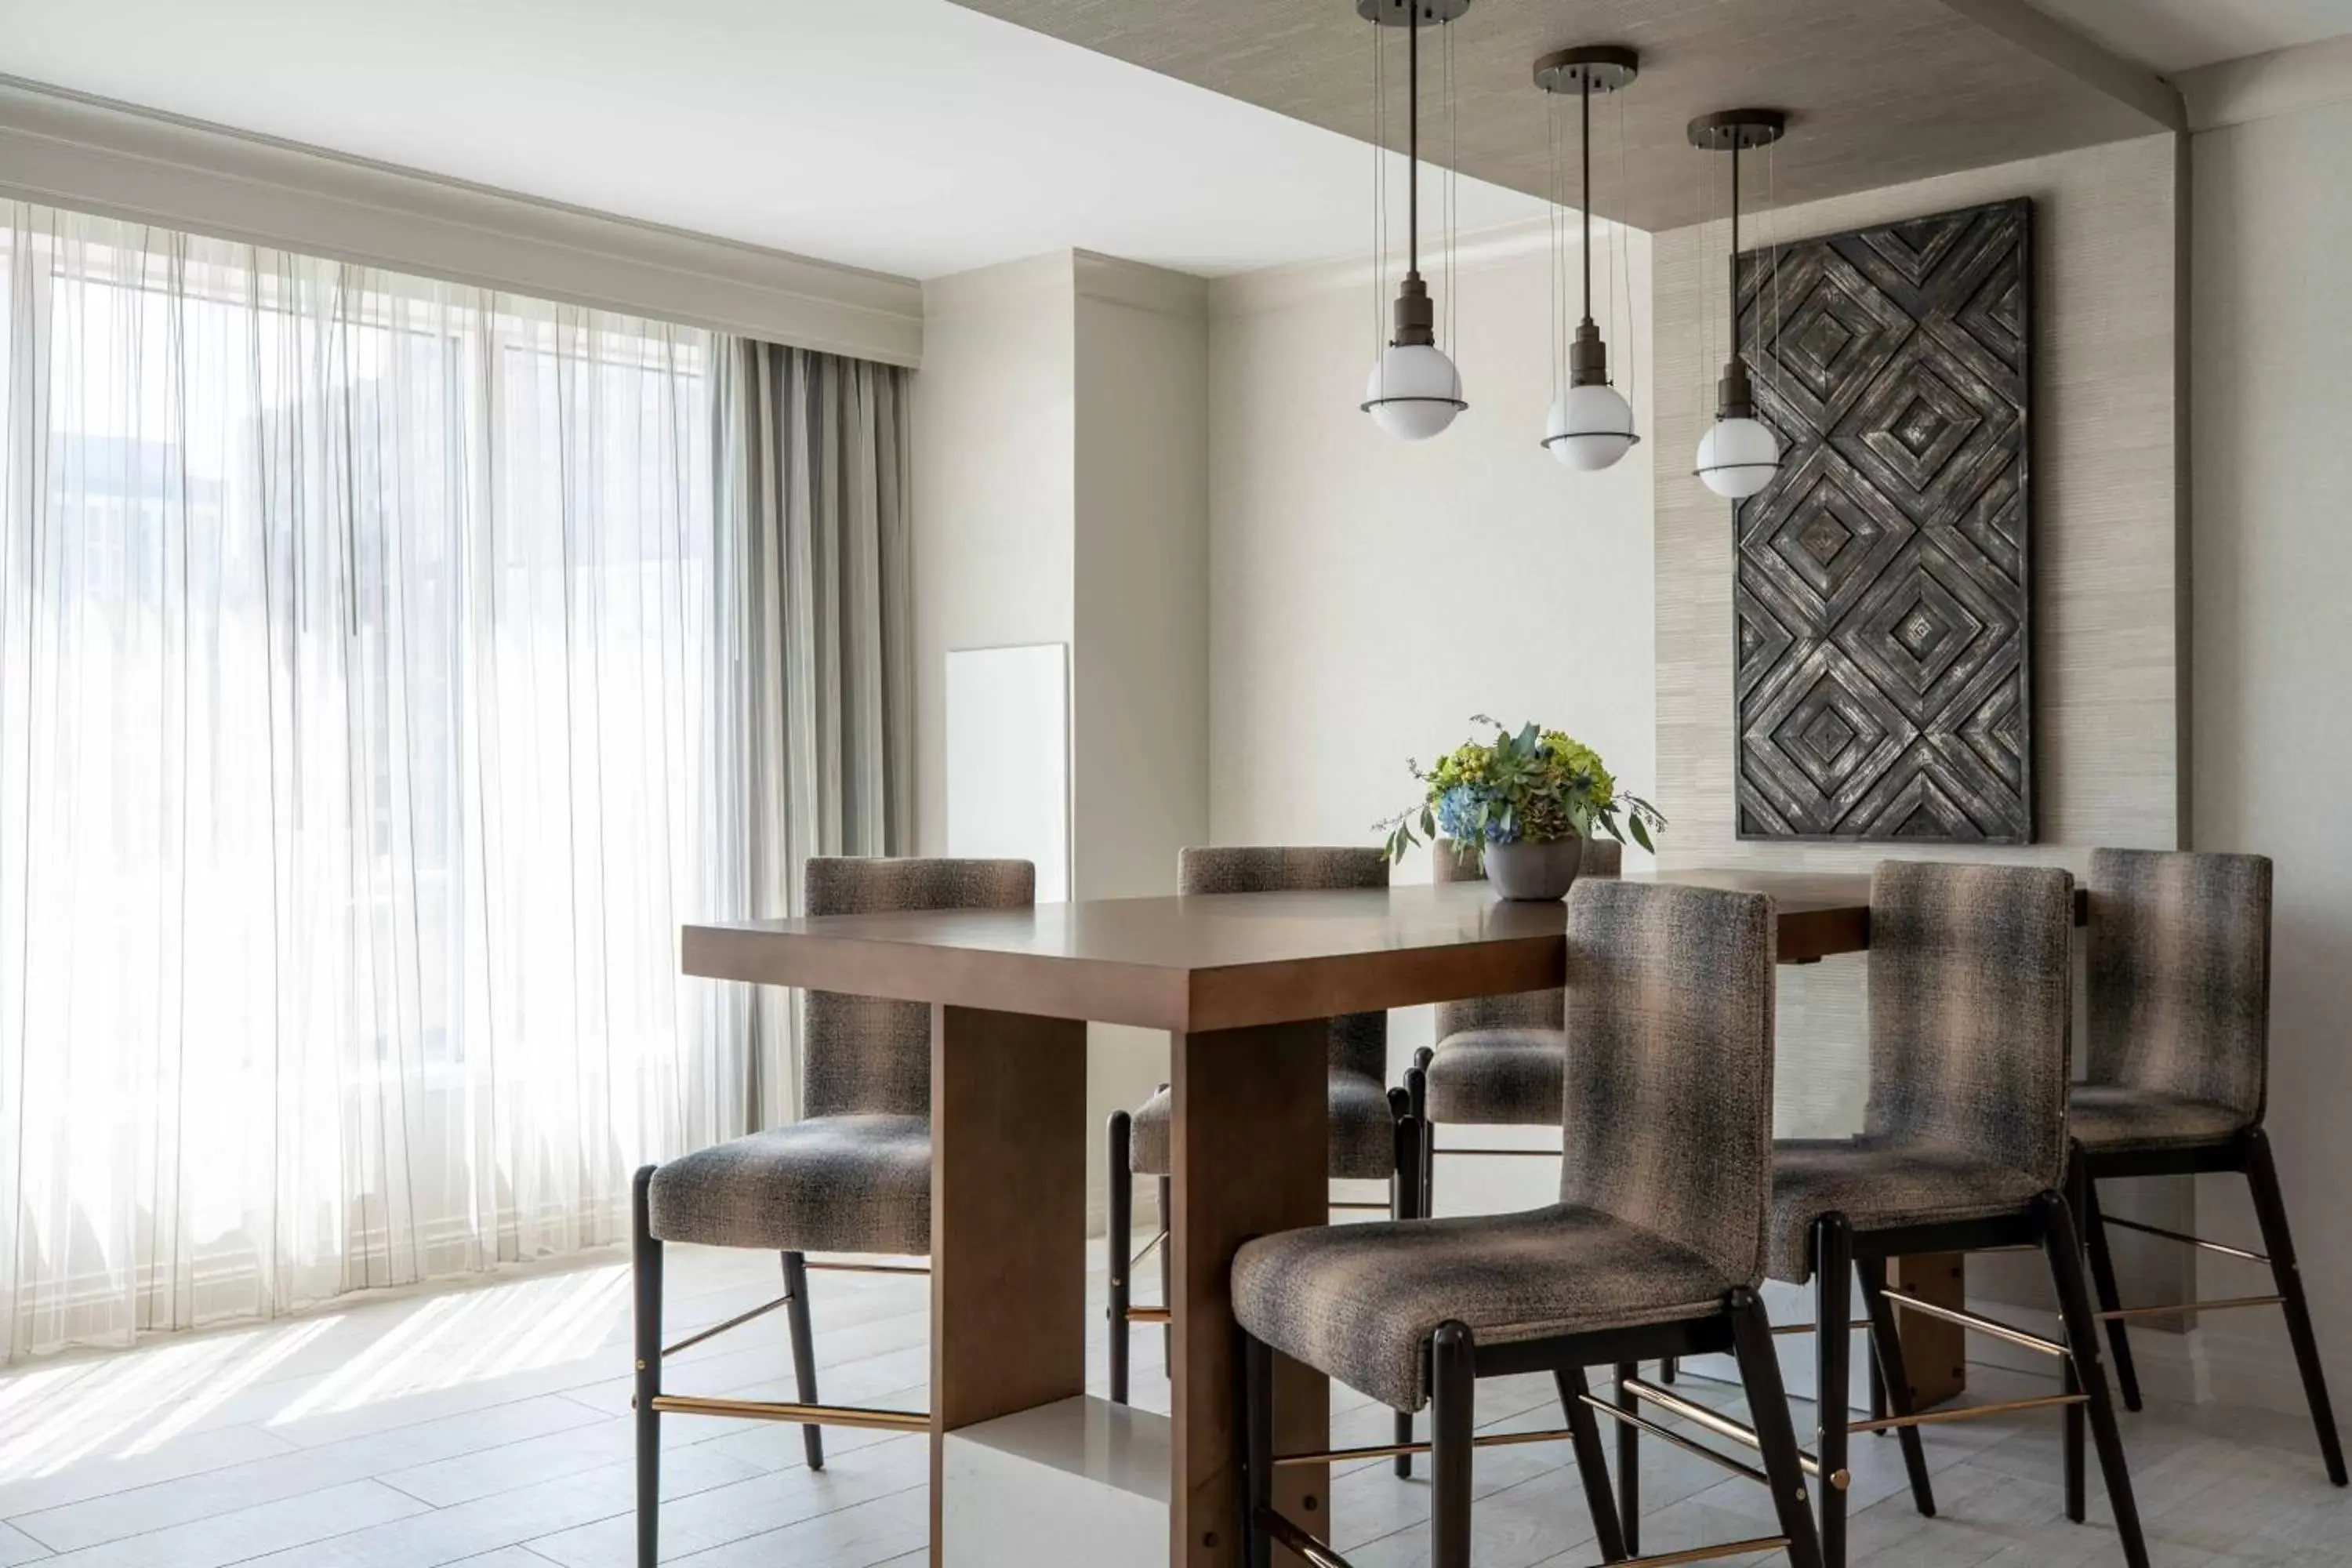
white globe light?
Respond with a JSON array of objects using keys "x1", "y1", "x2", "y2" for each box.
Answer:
[
  {"x1": 1543, "y1": 382, "x2": 1639, "y2": 471},
  {"x1": 1363, "y1": 343, "x2": 1465, "y2": 441},
  {"x1": 1694, "y1": 416, "x2": 1781, "y2": 499}
]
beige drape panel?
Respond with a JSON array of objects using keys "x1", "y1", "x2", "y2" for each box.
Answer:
[{"x1": 720, "y1": 341, "x2": 915, "y2": 1126}]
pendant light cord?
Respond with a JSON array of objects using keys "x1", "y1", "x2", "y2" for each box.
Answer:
[
  {"x1": 1580, "y1": 75, "x2": 1592, "y2": 328},
  {"x1": 1406, "y1": 3, "x2": 1419, "y2": 281}
]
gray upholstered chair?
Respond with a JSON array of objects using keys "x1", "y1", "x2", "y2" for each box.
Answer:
[
  {"x1": 1404, "y1": 836, "x2": 1622, "y2": 1212},
  {"x1": 1234, "y1": 880, "x2": 1823, "y2": 1568},
  {"x1": 1766, "y1": 862, "x2": 2147, "y2": 1568},
  {"x1": 2071, "y1": 848, "x2": 2343, "y2": 1483},
  {"x1": 1105, "y1": 848, "x2": 1419, "y2": 1451},
  {"x1": 630, "y1": 855, "x2": 1034, "y2": 1568}
]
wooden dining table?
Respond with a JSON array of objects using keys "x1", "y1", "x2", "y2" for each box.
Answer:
[{"x1": 680, "y1": 866, "x2": 2037, "y2": 1568}]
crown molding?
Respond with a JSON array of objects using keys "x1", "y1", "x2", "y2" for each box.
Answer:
[
  {"x1": 0, "y1": 74, "x2": 923, "y2": 367},
  {"x1": 1074, "y1": 250, "x2": 1208, "y2": 321},
  {"x1": 2179, "y1": 35, "x2": 2352, "y2": 133},
  {"x1": 1937, "y1": 0, "x2": 2186, "y2": 132}
]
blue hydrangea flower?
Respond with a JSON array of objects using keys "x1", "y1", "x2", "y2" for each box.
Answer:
[{"x1": 1434, "y1": 784, "x2": 1517, "y2": 845}]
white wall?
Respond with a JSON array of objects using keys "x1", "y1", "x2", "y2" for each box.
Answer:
[
  {"x1": 2187, "y1": 83, "x2": 2352, "y2": 1414},
  {"x1": 1207, "y1": 224, "x2": 1656, "y2": 1213}
]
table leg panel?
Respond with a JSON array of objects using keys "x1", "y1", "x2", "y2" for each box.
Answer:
[{"x1": 1171, "y1": 1019, "x2": 1330, "y2": 1568}]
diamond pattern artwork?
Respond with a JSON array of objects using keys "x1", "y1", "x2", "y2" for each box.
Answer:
[{"x1": 1733, "y1": 198, "x2": 2033, "y2": 842}]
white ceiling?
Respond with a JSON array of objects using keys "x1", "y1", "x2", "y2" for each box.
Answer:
[
  {"x1": 0, "y1": 0, "x2": 1542, "y2": 281},
  {"x1": 2025, "y1": 0, "x2": 2352, "y2": 71}
]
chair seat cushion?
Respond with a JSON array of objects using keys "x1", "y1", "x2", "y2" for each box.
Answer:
[
  {"x1": 1425, "y1": 1028, "x2": 1565, "y2": 1127},
  {"x1": 1131, "y1": 1070, "x2": 1396, "y2": 1181},
  {"x1": 1767, "y1": 1138, "x2": 2044, "y2": 1283},
  {"x1": 2068, "y1": 1083, "x2": 2249, "y2": 1154},
  {"x1": 648, "y1": 1115, "x2": 929, "y2": 1257},
  {"x1": 1232, "y1": 1204, "x2": 1738, "y2": 1413}
]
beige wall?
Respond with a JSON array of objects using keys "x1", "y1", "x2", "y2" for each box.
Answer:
[
  {"x1": 2187, "y1": 85, "x2": 2352, "y2": 1414},
  {"x1": 1206, "y1": 224, "x2": 1656, "y2": 1214}
]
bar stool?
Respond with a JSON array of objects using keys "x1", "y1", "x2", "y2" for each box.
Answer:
[
  {"x1": 630, "y1": 855, "x2": 1035, "y2": 1568},
  {"x1": 1403, "y1": 837, "x2": 1623, "y2": 1214},
  {"x1": 1106, "y1": 848, "x2": 1420, "y2": 1457},
  {"x1": 1236, "y1": 880, "x2": 1826, "y2": 1568},
  {"x1": 1767, "y1": 862, "x2": 2148, "y2": 1568},
  {"x1": 2071, "y1": 848, "x2": 2345, "y2": 1483}
]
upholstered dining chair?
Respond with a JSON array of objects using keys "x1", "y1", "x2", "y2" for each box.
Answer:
[
  {"x1": 1105, "y1": 847, "x2": 1421, "y2": 1459},
  {"x1": 630, "y1": 855, "x2": 1035, "y2": 1568},
  {"x1": 1403, "y1": 836, "x2": 1623, "y2": 1215},
  {"x1": 2070, "y1": 848, "x2": 2344, "y2": 1483},
  {"x1": 1766, "y1": 862, "x2": 2148, "y2": 1568},
  {"x1": 1235, "y1": 880, "x2": 1825, "y2": 1568}
]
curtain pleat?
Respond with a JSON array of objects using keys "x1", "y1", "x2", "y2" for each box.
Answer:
[{"x1": 0, "y1": 200, "x2": 912, "y2": 1362}]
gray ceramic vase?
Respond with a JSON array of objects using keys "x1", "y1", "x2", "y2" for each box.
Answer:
[{"x1": 1482, "y1": 837, "x2": 1585, "y2": 901}]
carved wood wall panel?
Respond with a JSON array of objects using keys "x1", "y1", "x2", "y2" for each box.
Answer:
[{"x1": 1733, "y1": 198, "x2": 2033, "y2": 842}]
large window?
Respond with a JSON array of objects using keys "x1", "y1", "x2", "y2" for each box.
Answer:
[{"x1": 0, "y1": 205, "x2": 764, "y2": 1358}]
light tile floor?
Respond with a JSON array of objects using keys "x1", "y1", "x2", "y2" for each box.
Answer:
[{"x1": 0, "y1": 1241, "x2": 2342, "y2": 1566}]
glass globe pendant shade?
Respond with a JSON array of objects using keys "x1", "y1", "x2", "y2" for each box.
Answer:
[
  {"x1": 1694, "y1": 415, "x2": 1781, "y2": 499},
  {"x1": 1363, "y1": 343, "x2": 1466, "y2": 441},
  {"x1": 1543, "y1": 381, "x2": 1638, "y2": 471}
]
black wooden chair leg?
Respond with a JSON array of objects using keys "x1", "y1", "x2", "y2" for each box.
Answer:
[
  {"x1": 1158, "y1": 1173, "x2": 1174, "y2": 1372},
  {"x1": 1730, "y1": 1292, "x2": 1826, "y2": 1568},
  {"x1": 1556, "y1": 1367, "x2": 1630, "y2": 1563},
  {"x1": 1856, "y1": 1264, "x2": 1935, "y2": 1516},
  {"x1": 2038, "y1": 1192, "x2": 2151, "y2": 1568},
  {"x1": 2245, "y1": 1127, "x2": 2350, "y2": 1485},
  {"x1": 781, "y1": 1250, "x2": 824, "y2": 1471},
  {"x1": 1243, "y1": 1331, "x2": 1275, "y2": 1568},
  {"x1": 1613, "y1": 1359, "x2": 1640, "y2": 1556},
  {"x1": 1392, "y1": 1106, "x2": 1423, "y2": 1478},
  {"x1": 1107, "y1": 1111, "x2": 1134, "y2": 1406},
  {"x1": 2075, "y1": 1163, "x2": 2142, "y2": 1412},
  {"x1": 1658, "y1": 1356, "x2": 1677, "y2": 1384},
  {"x1": 1405, "y1": 1059, "x2": 1433, "y2": 1218},
  {"x1": 1813, "y1": 1218, "x2": 1853, "y2": 1568},
  {"x1": 631, "y1": 1167, "x2": 662, "y2": 1568},
  {"x1": 1431, "y1": 1323, "x2": 1475, "y2": 1568}
]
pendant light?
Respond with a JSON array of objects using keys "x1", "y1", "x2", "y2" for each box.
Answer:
[
  {"x1": 1689, "y1": 110, "x2": 1788, "y2": 501},
  {"x1": 1360, "y1": 0, "x2": 1469, "y2": 441},
  {"x1": 1534, "y1": 46, "x2": 1639, "y2": 470}
]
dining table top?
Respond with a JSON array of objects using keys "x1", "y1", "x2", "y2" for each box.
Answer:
[{"x1": 680, "y1": 865, "x2": 2006, "y2": 1035}]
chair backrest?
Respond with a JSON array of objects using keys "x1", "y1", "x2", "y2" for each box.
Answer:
[
  {"x1": 803, "y1": 857, "x2": 1036, "y2": 1120},
  {"x1": 1863, "y1": 860, "x2": 2074, "y2": 1186},
  {"x1": 1179, "y1": 846, "x2": 1388, "y2": 1080},
  {"x1": 1558, "y1": 880, "x2": 1777, "y2": 1291},
  {"x1": 1432, "y1": 837, "x2": 1621, "y2": 1039},
  {"x1": 2086, "y1": 848, "x2": 2271, "y2": 1124}
]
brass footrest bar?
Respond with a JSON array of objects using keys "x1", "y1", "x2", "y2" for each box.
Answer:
[
  {"x1": 1256, "y1": 1505, "x2": 1357, "y2": 1568},
  {"x1": 1430, "y1": 1146, "x2": 1563, "y2": 1158},
  {"x1": 647, "y1": 1394, "x2": 929, "y2": 1432},
  {"x1": 1623, "y1": 1376, "x2": 1848, "y2": 1490},
  {"x1": 662, "y1": 1293, "x2": 793, "y2": 1359},
  {"x1": 1329, "y1": 1202, "x2": 1396, "y2": 1213},
  {"x1": 1581, "y1": 1395, "x2": 1771, "y2": 1487},
  {"x1": 1273, "y1": 1424, "x2": 1581, "y2": 1468},
  {"x1": 1604, "y1": 1536, "x2": 1795, "y2": 1568},
  {"x1": 2097, "y1": 1294, "x2": 2284, "y2": 1322},
  {"x1": 1883, "y1": 1288, "x2": 2069, "y2": 1358},
  {"x1": 1847, "y1": 1391, "x2": 2084, "y2": 1436},
  {"x1": 804, "y1": 1260, "x2": 930, "y2": 1276},
  {"x1": 2099, "y1": 1214, "x2": 2269, "y2": 1264},
  {"x1": 1770, "y1": 1320, "x2": 1871, "y2": 1335},
  {"x1": 1131, "y1": 1229, "x2": 1168, "y2": 1268},
  {"x1": 1126, "y1": 1306, "x2": 1171, "y2": 1324}
]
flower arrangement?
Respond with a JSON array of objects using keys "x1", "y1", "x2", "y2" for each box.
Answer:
[{"x1": 1379, "y1": 716, "x2": 1666, "y2": 863}]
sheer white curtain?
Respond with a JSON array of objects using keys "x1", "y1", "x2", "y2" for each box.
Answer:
[{"x1": 0, "y1": 204, "x2": 761, "y2": 1359}]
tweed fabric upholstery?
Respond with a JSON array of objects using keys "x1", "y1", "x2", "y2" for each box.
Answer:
[
  {"x1": 2067, "y1": 1084, "x2": 2249, "y2": 1154},
  {"x1": 1130, "y1": 847, "x2": 1393, "y2": 1179},
  {"x1": 1232, "y1": 880, "x2": 1776, "y2": 1410},
  {"x1": 2074, "y1": 848, "x2": 2270, "y2": 1151},
  {"x1": 649, "y1": 1115, "x2": 930, "y2": 1254},
  {"x1": 1130, "y1": 1071, "x2": 1397, "y2": 1181},
  {"x1": 649, "y1": 856, "x2": 1033, "y2": 1256},
  {"x1": 1766, "y1": 1138, "x2": 2046, "y2": 1281},
  {"x1": 1424, "y1": 837, "x2": 1620, "y2": 1127},
  {"x1": 802, "y1": 857, "x2": 1036, "y2": 1120},
  {"x1": 1767, "y1": 860, "x2": 2073, "y2": 1282}
]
